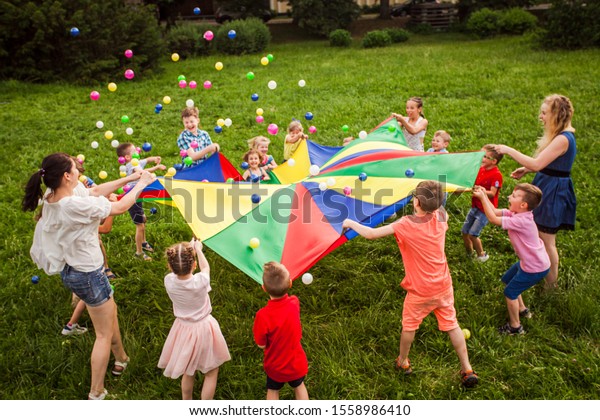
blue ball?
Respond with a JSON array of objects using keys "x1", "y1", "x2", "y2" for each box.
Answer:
[
  {"x1": 405, "y1": 169, "x2": 415, "y2": 178},
  {"x1": 70, "y1": 27, "x2": 80, "y2": 37},
  {"x1": 228, "y1": 30, "x2": 237, "y2": 39},
  {"x1": 358, "y1": 172, "x2": 368, "y2": 181},
  {"x1": 193, "y1": 7, "x2": 201, "y2": 15},
  {"x1": 305, "y1": 112, "x2": 313, "y2": 121},
  {"x1": 154, "y1": 109, "x2": 161, "y2": 114},
  {"x1": 251, "y1": 193, "x2": 261, "y2": 203},
  {"x1": 155, "y1": 103, "x2": 163, "y2": 111},
  {"x1": 251, "y1": 93, "x2": 259, "y2": 101},
  {"x1": 150, "y1": 207, "x2": 157, "y2": 214},
  {"x1": 214, "y1": 126, "x2": 223, "y2": 134},
  {"x1": 173, "y1": 163, "x2": 183, "y2": 171},
  {"x1": 31, "y1": 275, "x2": 40, "y2": 284},
  {"x1": 241, "y1": 162, "x2": 249, "y2": 170},
  {"x1": 251, "y1": 174, "x2": 260, "y2": 183},
  {"x1": 142, "y1": 142, "x2": 152, "y2": 152}
]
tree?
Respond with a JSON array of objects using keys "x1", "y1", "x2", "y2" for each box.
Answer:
[
  {"x1": 285, "y1": 0, "x2": 361, "y2": 37},
  {"x1": 380, "y1": 0, "x2": 391, "y2": 19}
]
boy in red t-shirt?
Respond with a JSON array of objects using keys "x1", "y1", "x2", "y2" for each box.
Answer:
[
  {"x1": 462, "y1": 144, "x2": 503, "y2": 262},
  {"x1": 253, "y1": 262, "x2": 309, "y2": 400},
  {"x1": 343, "y1": 180, "x2": 479, "y2": 388}
]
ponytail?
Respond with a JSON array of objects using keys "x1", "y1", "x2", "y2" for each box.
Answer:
[{"x1": 22, "y1": 153, "x2": 73, "y2": 212}]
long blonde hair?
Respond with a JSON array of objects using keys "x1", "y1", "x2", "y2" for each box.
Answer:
[{"x1": 536, "y1": 94, "x2": 574, "y2": 155}]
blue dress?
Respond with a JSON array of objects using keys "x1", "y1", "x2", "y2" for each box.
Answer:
[{"x1": 532, "y1": 131, "x2": 576, "y2": 232}]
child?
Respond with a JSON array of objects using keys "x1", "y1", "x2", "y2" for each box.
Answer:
[
  {"x1": 342, "y1": 181, "x2": 479, "y2": 388},
  {"x1": 158, "y1": 239, "x2": 231, "y2": 400},
  {"x1": 116, "y1": 142, "x2": 166, "y2": 261},
  {"x1": 248, "y1": 135, "x2": 278, "y2": 170},
  {"x1": 461, "y1": 144, "x2": 503, "y2": 262},
  {"x1": 284, "y1": 120, "x2": 308, "y2": 161},
  {"x1": 427, "y1": 130, "x2": 451, "y2": 153},
  {"x1": 242, "y1": 149, "x2": 270, "y2": 182},
  {"x1": 253, "y1": 262, "x2": 309, "y2": 400},
  {"x1": 177, "y1": 107, "x2": 220, "y2": 167},
  {"x1": 473, "y1": 183, "x2": 550, "y2": 335},
  {"x1": 392, "y1": 97, "x2": 428, "y2": 151}
]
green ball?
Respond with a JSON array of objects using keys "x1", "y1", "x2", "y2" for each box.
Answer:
[
  {"x1": 388, "y1": 125, "x2": 396, "y2": 132},
  {"x1": 184, "y1": 156, "x2": 193, "y2": 166},
  {"x1": 267, "y1": 54, "x2": 274, "y2": 62},
  {"x1": 226, "y1": 178, "x2": 234, "y2": 183},
  {"x1": 177, "y1": 74, "x2": 186, "y2": 81},
  {"x1": 117, "y1": 187, "x2": 124, "y2": 194},
  {"x1": 342, "y1": 124, "x2": 349, "y2": 132},
  {"x1": 132, "y1": 152, "x2": 140, "y2": 159},
  {"x1": 246, "y1": 72, "x2": 255, "y2": 81},
  {"x1": 121, "y1": 115, "x2": 129, "y2": 124}
]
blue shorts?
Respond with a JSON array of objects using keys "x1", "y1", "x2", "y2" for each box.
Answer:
[
  {"x1": 266, "y1": 375, "x2": 305, "y2": 391},
  {"x1": 128, "y1": 202, "x2": 146, "y2": 225},
  {"x1": 61, "y1": 264, "x2": 113, "y2": 307},
  {"x1": 461, "y1": 207, "x2": 489, "y2": 237},
  {"x1": 501, "y1": 262, "x2": 549, "y2": 300}
]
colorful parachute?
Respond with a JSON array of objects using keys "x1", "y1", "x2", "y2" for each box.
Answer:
[{"x1": 161, "y1": 117, "x2": 483, "y2": 284}]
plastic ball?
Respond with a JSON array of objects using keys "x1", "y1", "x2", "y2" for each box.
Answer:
[
  {"x1": 261, "y1": 57, "x2": 269, "y2": 66},
  {"x1": 228, "y1": 30, "x2": 236, "y2": 39},
  {"x1": 156, "y1": 103, "x2": 164, "y2": 112},
  {"x1": 463, "y1": 328, "x2": 471, "y2": 339},
  {"x1": 179, "y1": 149, "x2": 188, "y2": 158},
  {"x1": 251, "y1": 93, "x2": 259, "y2": 101},
  {"x1": 117, "y1": 187, "x2": 124, "y2": 194},
  {"x1": 358, "y1": 172, "x2": 368, "y2": 181},
  {"x1": 179, "y1": 80, "x2": 187, "y2": 89},
  {"x1": 173, "y1": 163, "x2": 183, "y2": 171},
  {"x1": 203, "y1": 80, "x2": 212, "y2": 89},
  {"x1": 342, "y1": 124, "x2": 349, "y2": 132},
  {"x1": 215, "y1": 61, "x2": 223, "y2": 71},
  {"x1": 190, "y1": 140, "x2": 199, "y2": 149},
  {"x1": 184, "y1": 156, "x2": 193, "y2": 166},
  {"x1": 166, "y1": 167, "x2": 176, "y2": 176},
  {"x1": 249, "y1": 237, "x2": 260, "y2": 249},
  {"x1": 214, "y1": 126, "x2": 222, "y2": 134},
  {"x1": 31, "y1": 275, "x2": 40, "y2": 284},
  {"x1": 226, "y1": 178, "x2": 234, "y2": 183},
  {"x1": 267, "y1": 54, "x2": 274, "y2": 62},
  {"x1": 131, "y1": 158, "x2": 139, "y2": 167},
  {"x1": 309, "y1": 126, "x2": 317, "y2": 134},
  {"x1": 104, "y1": 130, "x2": 113, "y2": 140},
  {"x1": 125, "y1": 127, "x2": 133, "y2": 136},
  {"x1": 124, "y1": 49, "x2": 133, "y2": 58},
  {"x1": 287, "y1": 158, "x2": 296, "y2": 167},
  {"x1": 171, "y1": 53, "x2": 180, "y2": 62},
  {"x1": 251, "y1": 194, "x2": 261, "y2": 204},
  {"x1": 111, "y1": 140, "x2": 119, "y2": 148},
  {"x1": 132, "y1": 151, "x2": 140, "y2": 159},
  {"x1": 405, "y1": 169, "x2": 415, "y2": 178},
  {"x1": 108, "y1": 82, "x2": 117, "y2": 92},
  {"x1": 76, "y1": 154, "x2": 85, "y2": 163},
  {"x1": 326, "y1": 177, "x2": 336, "y2": 187},
  {"x1": 98, "y1": 170, "x2": 108, "y2": 180},
  {"x1": 301, "y1": 273, "x2": 313, "y2": 285},
  {"x1": 246, "y1": 72, "x2": 255, "y2": 81},
  {"x1": 309, "y1": 165, "x2": 320, "y2": 176},
  {"x1": 305, "y1": 112, "x2": 313, "y2": 120},
  {"x1": 96, "y1": 120, "x2": 104, "y2": 129},
  {"x1": 186, "y1": 99, "x2": 194, "y2": 108},
  {"x1": 177, "y1": 75, "x2": 186, "y2": 81},
  {"x1": 203, "y1": 30, "x2": 214, "y2": 41},
  {"x1": 142, "y1": 142, "x2": 152, "y2": 152},
  {"x1": 150, "y1": 207, "x2": 158, "y2": 214},
  {"x1": 91, "y1": 141, "x2": 99, "y2": 149},
  {"x1": 121, "y1": 115, "x2": 129, "y2": 124},
  {"x1": 189, "y1": 80, "x2": 197, "y2": 89},
  {"x1": 343, "y1": 186, "x2": 352, "y2": 196},
  {"x1": 123, "y1": 184, "x2": 132, "y2": 193},
  {"x1": 70, "y1": 27, "x2": 79, "y2": 37},
  {"x1": 359, "y1": 130, "x2": 368, "y2": 139},
  {"x1": 217, "y1": 119, "x2": 225, "y2": 127},
  {"x1": 79, "y1": 175, "x2": 87, "y2": 183},
  {"x1": 388, "y1": 125, "x2": 396, "y2": 132},
  {"x1": 319, "y1": 182, "x2": 327, "y2": 191},
  {"x1": 256, "y1": 108, "x2": 264, "y2": 116},
  {"x1": 224, "y1": 118, "x2": 232, "y2": 127},
  {"x1": 118, "y1": 156, "x2": 126, "y2": 164},
  {"x1": 256, "y1": 116, "x2": 264, "y2": 124},
  {"x1": 193, "y1": 7, "x2": 201, "y2": 15},
  {"x1": 251, "y1": 174, "x2": 260, "y2": 183},
  {"x1": 267, "y1": 80, "x2": 277, "y2": 90},
  {"x1": 241, "y1": 162, "x2": 249, "y2": 170},
  {"x1": 124, "y1": 69, "x2": 135, "y2": 80},
  {"x1": 90, "y1": 91, "x2": 100, "y2": 101},
  {"x1": 267, "y1": 123, "x2": 279, "y2": 135},
  {"x1": 298, "y1": 79, "x2": 306, "y2": 87},
  {"x1": 120, "y1": 171, "x2": 126, "y2": 178}
]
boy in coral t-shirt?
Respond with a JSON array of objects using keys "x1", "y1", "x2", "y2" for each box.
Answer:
[
  {"x1": 253, "y1": 262, "x2": 309, "y2": 400},
  {"x1": 343, "y1": 180, "x2": 479, "y2": 388}
]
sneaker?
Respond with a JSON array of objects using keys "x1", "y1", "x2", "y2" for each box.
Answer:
[
  {"x1": 62, "y1": 323, "x2": 88, "y2": 336},
  {"x1": 498, "y1": 322, "x2": 524, "y2": 335},
  {"x1": 88, "y1": 388, "x2": 108, "y2": 400},
  {"x1": 519, "y1": 308, "x2": 533, "y2": 319},
  {"x1": 476, "y1": 252, "x2": 489, "y2": 262},
  {"x1": 135, "y1": 252, "x2": 152, "y2": 261},
  {"x1": 141, "y1": 242, "x2": 154, "y2": 253},
  {"x1": 395, "y1": 357, "x2": 413, "y2": 375},
  {"x1": 460, "y1": 370, "x2": 479, "y2": 388}
]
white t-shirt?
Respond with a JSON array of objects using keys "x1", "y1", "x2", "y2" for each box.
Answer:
[
  {"x1": 403, "y1": 116, "x2": 426, "y2": 152},
  {"x1": 31, "y1": 186, "x2": 111, "y2": 274},
  {"x1": 164, "y1": 272, "x2": 212, "y2": 322}
]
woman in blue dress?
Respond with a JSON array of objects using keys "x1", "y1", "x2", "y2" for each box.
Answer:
[{"x1": 494, "y1": 94, "x2": 576, "y2": 290}]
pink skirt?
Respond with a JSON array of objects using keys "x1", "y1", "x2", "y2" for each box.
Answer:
[{"x1": 158, "y1": 315, "x2": 231, "y2": 378}]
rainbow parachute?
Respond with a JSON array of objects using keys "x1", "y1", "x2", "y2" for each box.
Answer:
[{"x1": 161, "y1": 117, "x2": 483, "y2": 284}]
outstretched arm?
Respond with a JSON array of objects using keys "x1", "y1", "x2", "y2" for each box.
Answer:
[
  {"x1": 109, "y1": 171, "x2": 154, "y2": 215},
  {"x1": 392, "y1": 113, "x2": 428, "y2": 135},
  {"x1": 191, "y1": 238, "x2": 210, "y2": 275},
  {"x1": 494, "y1": 135, "x2": 569, "y2": 173},
  {"x1": 89, "y1": 172, "x2": 141, "y2": 198},
  {"x1": 342, "y1": 219, "x2": 395, "y2": 239},
  {"x1": 472, "y1": 186, "x2": 502, "y2": 225}
]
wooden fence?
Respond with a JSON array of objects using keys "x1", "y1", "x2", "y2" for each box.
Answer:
[{"x1": 410, "y1": 3, "x2": 458, "y2": 29}]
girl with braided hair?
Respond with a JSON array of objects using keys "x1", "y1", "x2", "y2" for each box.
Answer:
[{"x1": 158, "y1": 238, "x2": 230, "y2": 399}]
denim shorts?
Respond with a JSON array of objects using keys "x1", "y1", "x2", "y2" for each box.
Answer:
[
  {"x1": 61, "y1": 264, "x2": 113, "y2": 307},
  {"x1": 461, "y1": 207, "x2": 489, "y2": 237},
  {"x1": 501, "y1": 262, "x2": 549, "y2": 300},
  {"x1": 128, "y1": 202, "x2": 146, "y2": 225},
  {"x1": 266, "y1": 375, "x2": 305, "y2": 391}
]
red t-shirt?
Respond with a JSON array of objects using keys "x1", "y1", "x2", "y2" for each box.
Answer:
[
  {"x1": 472, "y1": 166, "x2": 503, "y2": 211},
  {"x1": 253, "y1": 295, "x2": 308, "y2": 382}
]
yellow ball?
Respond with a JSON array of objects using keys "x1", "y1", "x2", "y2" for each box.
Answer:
[
  {"x1": 108, "y1": 82, "x2": 117, "y2": 92},
  {"x1": 131, "y1": 158, "x2": 139, "y2": 167},
  {"x1": 171, "y1": 53, "x2": 180, "y2": 62},
  {"x1": 98, "y1": 170, "x2": 108, "y2": 180},
  {"x1": 215, "y1": 61, "x2": 223, "y2": 71},
  {"x1": 249, "y1": 238, "x2": 260, "y2": 249},
  {"x1": 256, "y1": 108, "x2": 264, "y2": 116},
  {"x1": 120, "y1": 171, "x2": 127, "y2": 178},
  {"x1": 76, "y1": 154, "x2": 85, "y2": 162},
  {"x1": 260, "y1": 57, "x2": 269, "y2": 66},
  {"x1": 163, "y1": 96, "x2": 171, "y2": 105},
  {"x1": 104, "y1": 130, "x2": 113, "y2": 140},
  {"x1": 79, "y1": 175, "x2": 87, "y2": 183},
  {"x1": 217, "y1": 118, "x2": 225, "y2": 127},
  {"x1": 167, "y1": 167, "x2": 177, "y2": 176},
  {"x1": 462, "y1": 328, "x2": 471, "y2": 340}
]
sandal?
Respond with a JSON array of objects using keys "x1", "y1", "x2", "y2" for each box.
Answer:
[
  {"x1": 141, "y1": 242, "x2": 154, "y2": 253},
  {"x1": 111, "y1": 358, "x2": 130, "y2": 376},
  {"x1": 460, "y1": 370, "x2": 479, "y2": 388},
  {"x1": 135, "y1": 252, "x2": 152, "y2": 261},
  {"x1": 395, "y1": 357, "x2": 413, "y2": 375},
  {"x1": 88, "y1": 388, "x2": 108, "y2": 400},
  {"x1": 104, "y1": 267, "x2": 116, "y2": 279}
]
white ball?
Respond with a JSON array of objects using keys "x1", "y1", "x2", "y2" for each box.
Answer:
[
  {"x1": 319, "y1": 182, "x2": 327, "y2": 191},
  {"x1": 125, "y1": 127, "x2": 133, "y2": 135},
  {"x1": 287, "y1": 158, "x2": 296, "y2": 167},
  {"x1": 302, "y1": 273, "x2": 313, "y2": 285},
  {"x1": 309, "y1": 164, "x2": 320, "y2": 176},
  {"x1": 96, "y1": 121, "x2": 104, "y2": 129},
  {"x1": 326, "y1": 177, "x2": 336, "y2": 187},
  {"x1": 268, "y1": 80, "x2": 277, "y2": 90},
  {"x1": 224, "y1": 118, "x2": 232, "y2": 127},
  {"x1": 186, "y1": 99, "x2": 194, "y2": 107},
  {"x1": 359, "y1": 130, "x2": 368, "y2": 139},
  {"x1": 91, "y1": 141, "x2": 99, "y2": 149},
  {"x1": 111, "y1": 140, "x2": 119, "y2": 148},
  {"x1": 298, "y1": 79, "x2": 306, "y2": 87},
  {"x1": 119, "y1": 165, "x2": 127, "y2": 172}
]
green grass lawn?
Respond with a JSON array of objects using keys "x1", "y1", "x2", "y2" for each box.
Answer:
[{"x1": 1, "y1": 33, "x2": 599, "y2": 400}]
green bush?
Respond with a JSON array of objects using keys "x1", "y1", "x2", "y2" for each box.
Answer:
[
  {"x1": 499, "y1": 7, "x2": 537, "y2": 34},
  {"x1": 361, "y1": 30, "x2": 392, "y2": 49},
  {"x1": 0, "y1": 0, "x2": 164, "y2": 83},
  {"x1": 384, "y1": 28, "x2": 410, "y2": 43},
  {"x1": 214, "y1": 18, "x2": 271, "y2": 55},
  {"x1": 165, "y1": 23, "x2": 215, "y2": 58},
  {"x1": 407, "y1": 22, "x2": 435, "y2": 35},
  {"x1": 287, "y1": 0, "x2": 361, "y2": 38},
  {"x1": 466, "y1": 8, "x2": 502, "y2": 38},
  {"x1": 539, "y1": 0, "x2": 600, "y2": 49},
  {"x1": 329, "y1": 29, "x2": 352, "y2": 47}
]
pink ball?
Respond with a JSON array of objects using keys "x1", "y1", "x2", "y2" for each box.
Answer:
[
  {"x1": 190, "y1": 140, "x2": 199, "y2": 148},
  {"x1": 343, "y1": 186, "x2": 352, "y2": 196},
  {"x1": 124, "y1": 49, "x2": 133, "y2": 58},
  {"x1": 256, "y1": 116, "x2": 264, "y2": 124},
  {"x1": 267, "y1": 123, "x2": 279, "y2": 135},
  {"x1": 309, "y1": 126, "x2": 317, "y2": 134},
  {"x1": 118, "y1": 156, "x2": 126, "y2": 164},
  {"x1": 179, "y1": 149, "x2": 188, "y2": 157},
  {"x1": 189, "y1": 80, "x2": 197, "y2": 89},
  {"x1": 203, "y1": 31, "x2": 214, "y2": 41},
  {"x1": 203, "y1": 80, "x2": 212, "y2": 89},
  {"x1": 136, "y1": 146, "x2": 141, "y2": 153},
  {"x1": 179, "y1": 80, "x2": 187, "y2": 88},
  {"x1": 124, "y1": 69, "x2": 135, "y2": 80},
  {"x1": 90, "y1": 91, "x2": 100, "y2": 101},
  {"x1": 123, "y1": 184, "x2": 132, "y2": 193}
]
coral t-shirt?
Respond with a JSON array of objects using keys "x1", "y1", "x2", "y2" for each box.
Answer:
[{"x1": 253, "y1": 295, "x2": 308, "y2": 382}]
